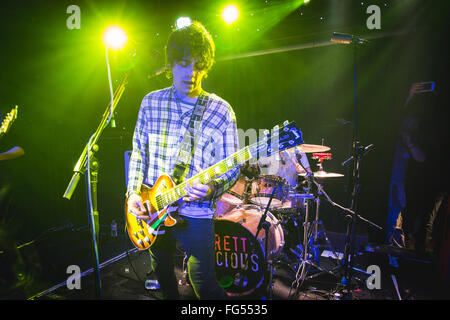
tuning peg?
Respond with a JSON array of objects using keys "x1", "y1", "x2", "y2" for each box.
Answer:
[
  {"x1": 283, "y1": 120, "x2": 289, "y2": 126},
  {"x1": 263, "y1": 129, "x2": 270, "y2": 136}
]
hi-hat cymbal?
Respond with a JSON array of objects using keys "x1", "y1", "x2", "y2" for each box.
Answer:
[
  {"x1": 299, "y1": 170, "x2": 344, "y2": 178},
  {"x1": 296, "y1": 144, "x2": 331, "y2": 153}
]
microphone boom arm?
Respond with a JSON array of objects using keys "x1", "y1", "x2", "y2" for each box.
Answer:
[{"x1": 63, "y1": 72, "x2": 129, "y2": 200}]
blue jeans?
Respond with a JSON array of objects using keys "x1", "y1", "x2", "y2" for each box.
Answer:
[{"x1": 149, "y1": 216, "x2": 226, "y2": 300}]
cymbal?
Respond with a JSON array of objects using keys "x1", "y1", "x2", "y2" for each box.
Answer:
[
  {"x1": 299, "y1": 170, "x2": 344, "y2": 178},
  {"x1": 296, "y1": 144, "x2": 331, "y2": 153}
]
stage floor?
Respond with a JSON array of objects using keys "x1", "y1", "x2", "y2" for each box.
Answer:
[{"x1": 24, "y1": 234, "x2": 449, "y2": 301}]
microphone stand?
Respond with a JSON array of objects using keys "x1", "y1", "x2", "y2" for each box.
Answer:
[
  {"x1": 344, "y1": 39, "x2": 363, "y2": 300},
  {"x1": 255, "y1": 184, "x2": 278, "y2": 299},
  {"x1": 340, "y1": 141, "x2": 372, "y2": 297},
  {"x1": 334, "y1": 35, "x2": 379, "y2": 299},
  {"x1": 62, "y1": 71, "x2": 129, "y2": 299}
]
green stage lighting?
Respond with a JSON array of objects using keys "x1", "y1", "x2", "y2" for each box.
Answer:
[
  {"x1": 222, "y1": 4, "x2": 239, "y2": 25},
  {"x1": 102, "y1": 25, "x2": 128, "y2": 50}
]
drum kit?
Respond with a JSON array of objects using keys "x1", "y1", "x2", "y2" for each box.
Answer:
[{"x1": 213, "y1": 143, "x2": 347, "y2": 298}]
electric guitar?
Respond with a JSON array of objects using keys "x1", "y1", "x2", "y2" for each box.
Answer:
[
  {"x1": 0, "y1": 105, "x2": 18, "y2": 140},
  {"x1": 125, "y1": 120, "x2": 304, "y2": 250}
]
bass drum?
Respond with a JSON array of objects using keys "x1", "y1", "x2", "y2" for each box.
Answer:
[{"x1": 213, "y1": 205, "x2": 284, "y2": 297}]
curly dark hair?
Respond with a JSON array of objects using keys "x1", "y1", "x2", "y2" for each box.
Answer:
[{"x1": 165, "y1": 21, "x2": 215, "y2": 79}]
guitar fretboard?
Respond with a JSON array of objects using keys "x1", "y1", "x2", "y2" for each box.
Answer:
[
  {"x1": 0, "y1": 105, "x2": 18, "y2": 138},
  {"x1": 155, "y1": 146, "x2": 253, "y2": 211},
  {"x1": 153, "y1": 121, "x2": 301, "y2": 212}
]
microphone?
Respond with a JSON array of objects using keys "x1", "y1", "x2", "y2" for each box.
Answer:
[
  {"x1": 341, "y1": 144, "x2": 374, "y2": 166},
  {"x1": 331, "y1": 32, "x2": 369, "y2": 45}
]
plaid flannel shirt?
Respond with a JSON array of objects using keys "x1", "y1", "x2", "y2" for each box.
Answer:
[{"x1": 126, "y1": 86, "x2": 240, "y2": 211}]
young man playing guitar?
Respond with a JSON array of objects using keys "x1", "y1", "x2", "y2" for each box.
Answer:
[{"x1": 126, "y1": 21, "x2": 240, "y2": 299}]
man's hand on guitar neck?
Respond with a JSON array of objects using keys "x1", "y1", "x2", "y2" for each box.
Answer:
[
  {"x1": 183, "y1": 164, "x2": 215, "y2": 202},
  {"x1": 183, "y1": 179, "x2": 215, "y2": 202}
]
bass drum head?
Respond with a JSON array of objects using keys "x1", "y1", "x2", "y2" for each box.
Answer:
[{"x1": 213, "y1": 219, "x2": 266, "y2": 297}]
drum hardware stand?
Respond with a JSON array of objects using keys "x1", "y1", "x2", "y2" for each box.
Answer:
[
  {"x1": 310, "y1": 182, "x2": 339, "y2": 267},
  {"x1": 288, "y1": 156, "x2": 356, "y2": 296},
  {"x1": 290, "y1": 175, "x2": 338, "y2": 293},
  {"x1": 308, "y1": 156, "x2": 343, "y2": 267},
  {"x1": 312, "y1": 152, "x2": 332, "y2": 174}
]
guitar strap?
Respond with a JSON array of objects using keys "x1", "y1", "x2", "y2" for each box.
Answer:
[{"x1": 172, "y1": 89, "x2": 209, "y2": 185}]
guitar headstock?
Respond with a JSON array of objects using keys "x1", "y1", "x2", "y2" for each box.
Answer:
[
  {"x1": 256, "y1": 120, "x2": 304, "y2": 158},
  {"x1": 0, "y1": 105, "x2": 18, "y2": 136}
]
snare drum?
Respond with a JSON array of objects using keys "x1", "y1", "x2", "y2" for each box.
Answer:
[
  {"x1": 250, "y1": 175, "x2": 289, "y2": 208},
  {"x1": 214, "y1": 205, "x2": 284, "y2": 296}
]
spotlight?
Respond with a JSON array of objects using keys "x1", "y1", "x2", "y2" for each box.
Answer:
[
  {"x1": 102, "y1": 26, "x2": 128, "y2": 50},
  {"x1": 176, "y1": 17, "x2": 192, "y2": 29},
  {"x1": 222, "y1": 4, "x2": 239, "y2": 25}
]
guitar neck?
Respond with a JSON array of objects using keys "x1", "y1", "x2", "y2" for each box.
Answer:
[
  {"x1": 155, "y1": 121, "x2": 302, "y2": 211},
  {"x1": 155, "y1": 145, "x2": 254, "y2": 210},
  {"x1": 0, "y1": 106, "x2": 18, "y2": 139}
]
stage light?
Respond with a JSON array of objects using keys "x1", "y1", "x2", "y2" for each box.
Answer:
[
  {"x1": 176, "y1": 17, "x2": 192, "y2": 29},
  {"x1": 102, "y1": 26, "x2": 128, "y2": 50},
  {"x1": 304, "y1": 0, "x2": 311, "y2": 3},
  {"x1": 222, "y1": 4, "x2": 239, "y2": 25}
]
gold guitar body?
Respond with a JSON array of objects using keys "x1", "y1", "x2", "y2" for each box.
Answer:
[{"x1": 125, "y1": 174, "x2": 179, "y2": 250}]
